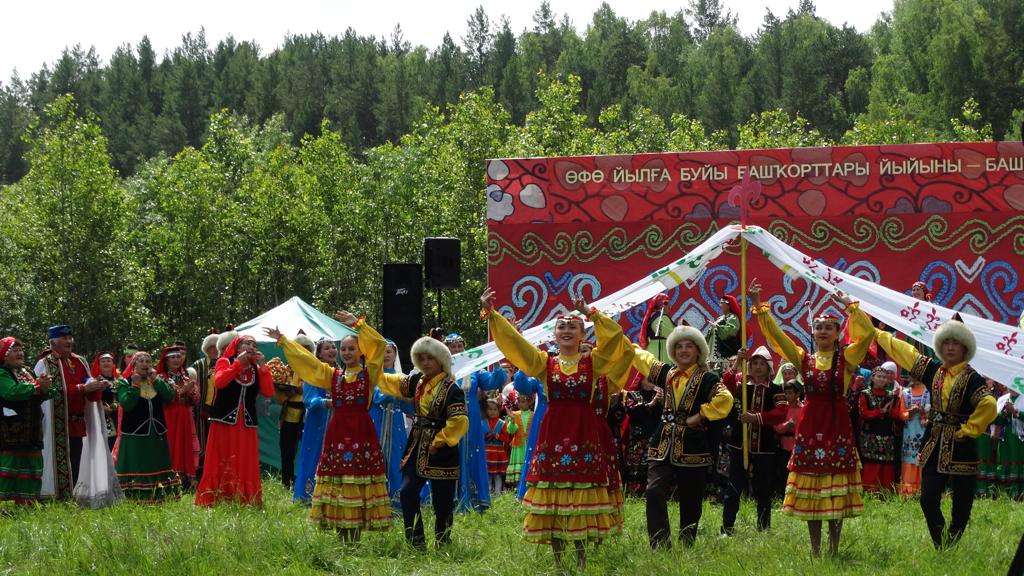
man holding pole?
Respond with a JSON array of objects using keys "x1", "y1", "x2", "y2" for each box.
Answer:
[{"x1": 720, "y1": 345, "x2": 788, "y2": 535}]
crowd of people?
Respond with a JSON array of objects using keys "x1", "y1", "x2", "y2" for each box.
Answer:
[{"x1": 1, "y1": 279, "x2": 1022, "y2": 570}]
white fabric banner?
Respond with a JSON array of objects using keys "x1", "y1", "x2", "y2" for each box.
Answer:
[{"x1": 452, "y1": 224, "x2": 1024, "y2": 395}]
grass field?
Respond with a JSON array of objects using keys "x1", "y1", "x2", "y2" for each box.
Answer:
[{"x1": 1, "y1": 479, "x2": 1020, "y2": 575}]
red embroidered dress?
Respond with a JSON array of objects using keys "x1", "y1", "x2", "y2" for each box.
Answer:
[
  {"x1": 278, "y1": 327, "x2": 391, "y2": 532},
  {"x1": 487, "y1": 309, "x2": 634, "y2": 544},
  {"x1": 757, "y1": 302, "x2": 872, "y2": 521},
  {"x1": 789, "y1": 352, "x2": 860, "y2": 475}
]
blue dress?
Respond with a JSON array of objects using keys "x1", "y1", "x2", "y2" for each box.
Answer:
[
  {"x1": 512, "y1": 369, "x2": 547, "y2": 500},
  {"x1": 454, "y1": 366, "x2": 506, "y2": 512},
  {"x1": 369, "y1": 367, "x2": 413, "y2": 507},
  {"x1": 292, "y1": 380, "x2": 330, "y2": 503}
]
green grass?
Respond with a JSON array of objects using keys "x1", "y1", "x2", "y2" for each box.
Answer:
[{"x1": 0, "y1": 479, "x2": 1020, "y2": 575}]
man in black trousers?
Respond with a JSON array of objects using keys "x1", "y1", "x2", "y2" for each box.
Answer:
[{"x1": 875, "y1": 318, "x2": 996, "y2": 549}]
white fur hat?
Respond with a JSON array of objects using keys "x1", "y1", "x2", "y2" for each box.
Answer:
[
  {"x1": 410, "y1": 336, "x2": 453, "y2": 376},
  {"x1": 216, "y1": 330, "x2": 238, "y2": 355},
  {"x1": 932, "y1": 319, "x2": 976, "y2": 363},
  {"x1": 293, "y1": 334, "x2": 315, "y2": 352},
  {"x1": 201, "y1": 333, "x2": 220, "y2": 352},
  {"x1": 666, "y1": 324, "x2": 710, "y2": 365}
]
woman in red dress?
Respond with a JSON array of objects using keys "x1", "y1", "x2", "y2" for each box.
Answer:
[
  {"x1": 752, "y1": 281, "x2": 873, "y2": 557},
  {"x1": 156, "y1": 345, "x2": 200, "y2": 488},
  {"x1": 481, "y1": 288, "x2": 634, "y2": 572},
  {"x1": 264, "y1": 312, "x2": 391, "y2": 543},
  {"x1": 195, "y1": 335, "x2": 273, "y2": 506}
]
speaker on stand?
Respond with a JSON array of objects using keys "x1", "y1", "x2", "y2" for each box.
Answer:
[
  {"x1": 382, "y1": 263, "x2": 423, "y2": 371},
  {"x1": 423, "y1": 237, "x2": 461, "y2": 329}
]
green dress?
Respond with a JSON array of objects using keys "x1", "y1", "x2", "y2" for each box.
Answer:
[
  {"x1": 976, "y1": 430, "x2": 997, "y2": 497},
  {"x1": 993, "y1": 410, "x2": 1024, "y2": 499},
  {"x1": 115, "y1": 377, "x2": 182, "y2": 502},
  {"x1": 0, "y1": 367, "x2": 46, "y2": 502},
  {"x1": 505, "y1": 409, "x2": 532, "y2": 485}
]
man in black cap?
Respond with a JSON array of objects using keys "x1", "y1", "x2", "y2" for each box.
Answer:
[{"x1": 34, "y1": 324, "x2": 107, "y2": 499}]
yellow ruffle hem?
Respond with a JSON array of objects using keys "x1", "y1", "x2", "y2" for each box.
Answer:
[
  {"x1": 522, "y1": 483, "x2": 623, "y2": 543},
  {"x1": 782, "y1": 470, "x2": 864, "y2": 520},
  {"x1": 309, "y1": 474, "x2": 392, "y2": 530}
]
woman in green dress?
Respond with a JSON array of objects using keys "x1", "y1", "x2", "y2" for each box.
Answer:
[
  {"x1": 115, "y1": 352, "x2": 183, "y2": 502},
  {"x1": 0, "y1": 337, "x2": 53, "y2": 503}
]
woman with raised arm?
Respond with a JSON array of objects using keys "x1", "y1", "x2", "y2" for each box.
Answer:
[
  {"x1": 265, "y1": 314, "x2": 391, "y2": 543},
  {"x1": 480, "y1": 288, "x2": 634, "y2": 572},
  {"x1": 751, "y1": 280, "x2": 874, "y2": 558}
]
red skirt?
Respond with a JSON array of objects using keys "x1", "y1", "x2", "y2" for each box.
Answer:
[
  {"x1": 862, "y1": 462, "x2": 897, "y2": 492},
  {"x1": 195, "y1": 419, "x2": 262, "y2": 506},
  {"x1": 164, "y1": 403, "x2": 198, "y2": 477},
  {"x1": 316, "y1": 408, "x2": 385, "y2": 477}
]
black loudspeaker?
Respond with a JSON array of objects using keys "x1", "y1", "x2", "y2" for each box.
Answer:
[
  {"x1": 424, "y1": 237, "x2": 461, "y2": 289},
  {"x1": 382, "y1": 263, "x2": 423, "y2": 370}
]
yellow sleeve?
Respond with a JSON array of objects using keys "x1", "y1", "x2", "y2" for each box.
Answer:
[
  {"x1": 377, "y1": 373, "x2": 406, "y2": 398},
  {"x1": 632, "y1": 346, "x2": 657, "y2": 377},
  {"x1": 590, "y1": 311, "x2": 636, "y2": 394},
  {"x1": 278, "y1": 336, "x2": 334, "y2": 391},
  {"x1": 959, "y1": 394, "x2": 997, "y2": 439},
  {"x1": 700, "y1": 385, "x2": 734, "y2": 422},
  {"x1": 842, "y1": 303, "x2": 876, "y2": 368},
  {"x1": 755, "y1": 304, "x2": 806, "y2": 367},
  {"x1": 356, "y1": 319, "x2": 387, "y2": 388},
  {"x1": 487, "y1": 309, "x2": 548, "y2": 381},
  {"x1": 434, "y1": 415, "x2": 469, "y2": 447},
  {"x1": 874, "y1": 329, "x2": 922, "y2": 373}
]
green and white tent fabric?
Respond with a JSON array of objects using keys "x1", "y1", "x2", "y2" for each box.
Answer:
[{"x1": 234, "y1": 296, "x2": 357, "y2": 472}]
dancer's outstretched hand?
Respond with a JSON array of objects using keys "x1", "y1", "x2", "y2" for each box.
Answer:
[
  {"x1": 480, "y1": 288, "x2": 496, "y2": 313},
  {"x1": 334, "y1": 310, "x2": 358, "y2": 326},
  {"x1": 831, "y1": 290, "x2": 853, "y2": 307},
  {"x1": 572, "y1": 297, "x2": 590, "y2": 316},
  {"x1": 748, "y1": 279, "x2": 762, "y2": 307},
  {"x1": 262, "y1": 326, "x2": 283, "y2": 341}
]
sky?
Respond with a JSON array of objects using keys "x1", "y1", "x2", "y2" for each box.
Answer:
[{"x1": 0, "y1": 0, "x2": 894, "y2": 82}]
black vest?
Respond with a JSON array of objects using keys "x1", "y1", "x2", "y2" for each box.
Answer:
[
  {"x1": 118, "y1": 378, "x2": 169, "y2": 436},
  {"x1": 726, "y1": 382, "x2": 785, "y2": 453},
  {"x1": 210, "y1": 359, "x2": 260, "y2": 428},
  {"x1": 646, "y1": 361, "x2": 727, "y2": 467},
  {"x1": 398, "y1": 372, "x2": 467, "y2": 480},
  {"x1": 910, "y1": 355, "x2": 991, "y2": 475}
]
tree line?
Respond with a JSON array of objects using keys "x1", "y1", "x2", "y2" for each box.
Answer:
[
  {"x1": 1, "y1": 0, "x2": 1021, "y2": 184},
  {"x1": 0, "y1": 0, "x2": 1015, "y2": 357}
]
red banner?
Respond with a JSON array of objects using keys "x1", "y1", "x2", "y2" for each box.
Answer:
[{"x1": 486, "y1": 142, "x2": 1024, "y2": 350}]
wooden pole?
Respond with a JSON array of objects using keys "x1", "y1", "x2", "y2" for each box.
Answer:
[{"x1": 741, "y1": 233, "x2": 750, "y2": 471}]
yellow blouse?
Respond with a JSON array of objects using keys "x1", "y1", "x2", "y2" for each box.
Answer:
[
  {"x1": 486, "y1": 308, "x2": 635, "y2": 397},
  {"x1": 755, "y1": 301, "x2": 874, "y2": 393},
  {"x1": 875, "y1": 330, "x2": 996, "y2": 439},
  {"x1": 632, "y1": 348, "x2": 733, "y2": 420}
]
